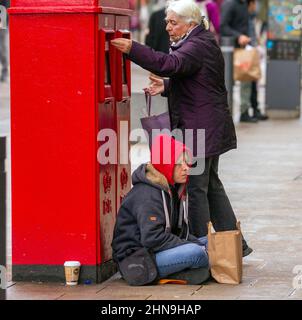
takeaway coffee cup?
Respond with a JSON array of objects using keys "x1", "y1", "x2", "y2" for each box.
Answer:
[{"x1": 64, "y1": 261, "x2": 81, "y2": 285}]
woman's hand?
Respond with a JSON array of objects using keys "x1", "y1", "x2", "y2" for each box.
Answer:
[
  {"x1": 145, "y1": 75, "x2": 165, "y2": 96},
  {"x1": 238, "y1": 35, "x2": 251, "y2": 47},
  {"x1": 111, "y1": 38, "x2": 132, "y2": 54}
]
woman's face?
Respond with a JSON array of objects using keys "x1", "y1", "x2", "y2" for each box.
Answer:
[
  {"x1": 165, "y1": 11, "x2": 192, "y2": 43},
  {"x1": 173, "y1": 158, "x2": 190, "y2": 184}
]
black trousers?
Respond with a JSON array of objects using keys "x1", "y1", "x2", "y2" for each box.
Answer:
[
  {"x1": 250, "y1": 81, "x2": 258, "y2": 110},
  {"x1": 188, "y1": 156, "x2": 247, "y2": 247}
]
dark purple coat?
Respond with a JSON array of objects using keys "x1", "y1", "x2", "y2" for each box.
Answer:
[{"x1": 128, "y1": 25, "x2": 237, "y2": 158}]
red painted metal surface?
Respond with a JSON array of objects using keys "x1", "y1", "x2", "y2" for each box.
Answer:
[
  {"x1": 10, "y1": 13, "x2": 98, "y2": 265},
  {"x1": 11, "y1": 0, "x2": 129, "y2": 9},
  {"x1": 115, "y1": 15, "x2": 131, "y2": 212},
  {"x1": 9, "y1": 1, "x2": 130, "y2": 14},
  {"x1": 9, "y1": 1, "x2": 131, "y2": 271},
  {"x1": 97, "y1": 14, "x2": 117, "y2": 262}
]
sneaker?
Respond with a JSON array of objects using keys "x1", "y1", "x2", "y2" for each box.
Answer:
[
  {"x1": 243, "y1": 245, "x2": 253, "y2": 257},
  {"x1": 254, "y1": 109, "x2": 269, "y2": 121},
  {"x1": 240, "y1": 111, "x2": 258, "y2": 123},
  {"x1": 165, "y1": 267, "x2": 210, "y2": 285}
]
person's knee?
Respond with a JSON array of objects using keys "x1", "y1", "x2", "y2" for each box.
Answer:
[
  {"x1": 198, "y1": 236, "x2": 208, "y2": 246},
  {"x1": 187, "y1": 244, "x2": 209, "y2": 268}
]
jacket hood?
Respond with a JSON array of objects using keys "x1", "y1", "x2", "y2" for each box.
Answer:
[
  {"x1": 151, "y1": 134, "x2": 191, "y2": 185},
  {"x1": 132, "y1": 162, "x2": 188, "y2": 199},
  {"x1": 132, "y1": 163, "x2": 170, "y2": 193}
]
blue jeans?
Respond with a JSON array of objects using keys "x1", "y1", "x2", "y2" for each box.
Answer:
[{"x1": 155, "y1": 236, "x2": 209, "y2": 278}]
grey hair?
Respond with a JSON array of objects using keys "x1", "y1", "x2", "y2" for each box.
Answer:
[{"x1": 166, "y1": 0, "x2": 209, "y2": 29}]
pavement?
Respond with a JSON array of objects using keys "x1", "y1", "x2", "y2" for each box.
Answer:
[
  {"x1": 0, "y1": 74, "x2": 11, "y2": 284},
  {"x1": 1, "y1": 62, "x2": 302, "y2": 300}
]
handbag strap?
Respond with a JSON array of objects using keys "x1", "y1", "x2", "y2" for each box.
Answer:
[{"x1": 144, "y1": 91, "x2": 152, "y2": 117}]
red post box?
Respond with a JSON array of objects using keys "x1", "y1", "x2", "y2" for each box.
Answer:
[
  {"x1": 9, "y1": 0, "x2": 131, "y2": 283},
  {"x1": 115, "y1": 16, "x2": 132, "y2": 211}
]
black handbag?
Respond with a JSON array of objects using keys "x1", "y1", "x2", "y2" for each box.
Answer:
[{"x1": 118, "y1": 247, "x2": 159, "y2": 286}]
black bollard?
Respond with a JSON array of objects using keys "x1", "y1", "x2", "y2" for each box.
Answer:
[
  {"x1": 0, "y1": 137, "x2": 6, "y2": 300},
  {"x1": 220, "y1": 37, "x2": 235, "y2": 115}
]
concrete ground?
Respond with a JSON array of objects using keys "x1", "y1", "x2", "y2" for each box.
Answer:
[{"x1": 1, "y1": 63, "x2": 302, "y2": 300}]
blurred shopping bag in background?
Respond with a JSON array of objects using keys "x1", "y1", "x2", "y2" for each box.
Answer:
[{"x1": 234, "y1": 46, "x2": 262, "y2": 82}]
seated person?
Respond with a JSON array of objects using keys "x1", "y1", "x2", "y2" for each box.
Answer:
[{"x1": 112, "y1": 134, "x2": 210, "y2": 285}]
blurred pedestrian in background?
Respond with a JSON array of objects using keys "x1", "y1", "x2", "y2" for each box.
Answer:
[
  {"x1": 220, "y1": 0, "x2": 257, "y2": 123},
  {"x1": 0, "y1": 0, "x2": 9, "y2": 82},
  {"x1": 196, "y1": 0, "x2": 220, "y2": 39},
  {"x1": 145, "y1": 4, "x2": 170, "y2": 53},
  {"x1": 112, "y1": 0, "x2": 253, "y2": 257},
  {"x1": 130, "y1": 0, "x2": 151, "y2": 43},
  {"x1": 248, "y1": 0, "x2": 268, "y2": 120},
  {"x1": 214, "y1": 0, "x2": 224, "y2": 9},
  {"x1": 139, "y1": 0, "x2": 150, "y2": 43},
  {"x1": 129, "y1": 0, "x2": 141, "y2": 42},
  {"x1": 257, "y1": 0, "x2": 268, "y2": 36}
]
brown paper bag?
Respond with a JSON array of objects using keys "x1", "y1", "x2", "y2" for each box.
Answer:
[
  {"x1": 234, "y1": 48, "x2": 261, "y2": 82},
  {"x1": 208, "y1": 222, "x2": 243, "y2": 284}
]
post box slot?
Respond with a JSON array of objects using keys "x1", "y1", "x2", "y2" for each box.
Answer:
[
  {"x1": 99, "y1": 30, "x2": 115, "y2": 102},
  {"x1": 104, "y1": 43, "x2": 111, "y2": 85},
  {"x1": 115, "y1": 30, "x2": 131, "y2": 100}
]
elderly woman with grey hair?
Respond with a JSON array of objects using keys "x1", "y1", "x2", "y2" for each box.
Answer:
[{"x1": 112, "y1": 0, "x2": 253, "y2": 257}]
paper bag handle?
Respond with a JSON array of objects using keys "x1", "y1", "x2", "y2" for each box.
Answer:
[
  {"x1": 208, "y1": 221, "x2": 241, "y2": 234},
  {"x1": 207, "y1": 222, "x2": 213, "y2": 237},
  {"x1": 236, "y1": 221, "x2": 241, "y2": 231}
]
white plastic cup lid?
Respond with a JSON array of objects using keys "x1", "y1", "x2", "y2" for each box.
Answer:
[{"x1": 64, "y1": 261, "x2": 81, "y2": 267}]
